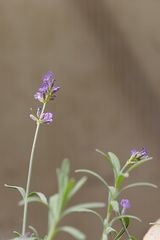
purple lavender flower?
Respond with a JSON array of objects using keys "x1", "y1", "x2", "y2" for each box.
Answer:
[
  {"x1": 30, "y1": 107, "x2": 53, "y2": 124},
  {"x1": 42, "y1": 70, "x2": 54, "y2": 82},
  {"x1": 131, "y1": 147, "x2": 148, "y2": 161},
  {"x1": 40, "y1": 112, "x2": 53, "y2": 124},
  {"x1": 120, "y1": 199, "x2": 131, "y2": 213},
  {"x1": 34, "y1": 71, "x2": 60, "y2": 103}
]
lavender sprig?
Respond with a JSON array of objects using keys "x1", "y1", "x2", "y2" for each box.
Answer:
[
  {"x1": 77, "y1": 147, "x2": 156, "y2": 240},
  {"x1": 22, "y1": 71, "x2": 60, "y2": 236}
]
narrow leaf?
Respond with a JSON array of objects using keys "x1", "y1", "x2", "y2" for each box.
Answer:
[
  {"x1": 127, "y1": 158, "x2": 152, "y2": 173},
  {"x1": 59, "y1": 226, "x2": 86, "y2": 240},
  {"x1": 28, "y1": 192, "x2": 48, "y2": 205},
  {"x1": 13, "y1": 231, "x2": 21, "y2": 237},
  {"x1": 68, "y1": 208, "x2": 104, "y2": 223},
  {"x1": 129, "y1": 236, "x2": 137, "y2": 240},
  {"x1": 105, "y1": 226, "x2": 117, "y2": 235},
  {"x1": 62, "y1": 202, "x2": 105, "y2": 218},
  {"x1": 61, "y1": 178, "x2": 75, "y2": 209},
  {"x1": 96, "y1": 149, "x2": 121, "y2": 180},
  {"x1": 69, "y1": 176, "x2": 87, "y2": 199},
  {"x1": 29, "y1": 225, "x2": 39, "y2": 237},
  {"x1": 114, "y1": 217, "x2": 129, "y2": 240},
  {"x1": 57, "y1": 159, "x2": 70, "y2": 195},
  {"x1": 48, "y1": 194, "x2": 59, "y2": 231},
  {"x1": 110, "y1": 215, "x2": 141, "y2": 226},
  {"x1": 5, "y1": 184, "x2": 25, "y2": 199},
  {"x1": 76, "y1": 169, "x2": 109, "y2": 189},
  {"x1": 116, "y1": 172, "x2": 129, "y2": 189},
  {"x1": 121, "y1": 182, "x2": 157, "y2": 192}
]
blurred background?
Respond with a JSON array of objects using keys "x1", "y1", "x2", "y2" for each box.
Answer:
[{"x1": 0, "y1": 0, "x2": 160, "y2": 239}]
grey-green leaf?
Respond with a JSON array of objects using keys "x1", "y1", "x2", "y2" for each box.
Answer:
[
  {"x1": 5, "y1": 184, "x2": 25, "y2": 199},
  {"x1": 69, "y1": 176, "x2": 87, "y2": 199},
  {"x1": 105, "y1": 226, "x2": 117, "y2": 235},
  {"x1": 110, "y1": 215, "x2": 141, "y2": 226},
  {"x1": 60, "y1": 178, "x2": 75, "y2": 210},
  {"x1": 59, "y1": 226, "x2": 86, "y2": 240},
  {"x1": 76, "y1": 169, "x2": 109, "y2": 189},
  {"x1": 96, "y1": 149, "x2": 120, "y2": 180},
  {"x1": 57, "y1": 159, "x2": 70, "y2": 195},
  {"x1": 29, "y1": 225, "x2": 39, "y2": 237},
  {"x1": 28, "y1": 192, "x2": 48, "y2": 205},
  {"x1": 13, "y1": 231, "x2": 21, "y2": 237},
  {"x1": 121, "y1": 182, "x2": 157, "y2": 192},
  {"x1": 62, "y1": 202, "x2": 105, "y2": 218},
  {"x1": 127, "y1": 158, "x2": 152, "y2": 173},
  {"x1": 114, "y1": 217, "x2": 130, "y2": 240},
  {"x1": 48, "y1": 193, "x2": 59, "y2": 230}
]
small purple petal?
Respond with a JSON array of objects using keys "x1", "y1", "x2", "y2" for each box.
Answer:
[
  {"x1": 34, "y1": 92, "x2": 44, "y2": 102},
  {"x1": 131, "y1": 147, "x2": 148, "y2": 160},
  {"x1": 140, "y1": 147, "x2": 148, "y2": 158},
  {"x1": 120, "y1": 199, "x2": 131, "y2": 209},
  {"x1": 40, "y1": 112, "x2": 53, "y2": 124},
  {"x1": 39, "y1": 82, "x2": 49, "y2": 92},
  {"x1": 131, "y1": 149, "x2": 138, "y2": 157},
  {"x1": 37, "y1": 106, "x2": 42, "y2": 117},
  {"x1": 51, "y1": 86, "x2": 60, "y2": 94},
  {"x1": 34, "y1": 71, "x2": 60, "y2": 103},
  {"x1": 42, "y1": 71, "x2": 54, "y2": 82}
]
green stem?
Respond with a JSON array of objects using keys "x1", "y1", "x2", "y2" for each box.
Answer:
[
  {"x1": 22, "y1": 103, "x2": 46, "y2": 235},
  {"x1": 101, "y1": 200, "x2": 112, "y2": 240},
  {"x1": 120, "y1": 216, "x2": 131, "y2": 239},
  {"x1": 47, "y1": 201, "x2": 62, "y2": 240},
  {"x1": 47, "y1": 222, "x2": 58, "y2": 240}
]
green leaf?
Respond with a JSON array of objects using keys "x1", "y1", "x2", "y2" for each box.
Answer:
[
  {"x1": 13, "y1": 231, "x2": 21, "y2": 237},
  {"x1": 105, "y1": 226, "x2": 117, "y2": 235},
  {"x1": 129, "y1": 236, "x2": 137, "y2": 240},
  {"x1": 110, "y1": 215, "x2": 141, "y2": 226},
  {"x1": 5, "y1": 184, "x2": 25, "y2": 199},
  {"x1": 19, "y1": 192, "x2": 48, "y2": 207},
  {"x1": 127, "y1": 158, "x2": 152, "y2": 173},
  {"x1": 28, "y1": 192, "x2": 48, "y2": 205},
  {"x1": 68, "y1": 208, "x2": 103, "y2": 224},
  {"x1": 76, "y1": 169, "x2": 109, "y2": 189},
  {"x1": 116, "y1": 172, "x2": 129, "y2": 189},
  {"x1": 48, "y1": 193, "x2": 59, "y2": 231},
  {"x1": 57, "y1": 159, "x2": 70, "y2": 196},
  {"x1": 121, "y1": 182, "x2": 157, "y2": 192},
  {"x1": 60, "y1": 178, "x2": 75, "y2": 210},
  {"x1": 62, "y1": 202, "x2": 105, "y2": 218},
  {"x1": 114, "y1": 217, "x2": 129, "y2": 240},
  {"x1": 111, "y1": 200, "x2": 119, "y2": 213},
  {"x1": 69, "y1": 176, "x2": 87, "y2": 199},
  {"x1": 59, "y1": 226, "x2": 86, "y2": 240},
  {"x1": 29, "y1": 225, "x2": 39, "y2": 237},
  {"x1": 96, "y1": 149, "x2": 121, "y2": 180}
]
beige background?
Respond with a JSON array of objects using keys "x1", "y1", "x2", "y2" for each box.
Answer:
[{"x1": 0, "y1": 1, "x2": 160, "y2": 239}]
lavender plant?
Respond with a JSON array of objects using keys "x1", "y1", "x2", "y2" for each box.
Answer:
[
  {"x1": 76, "y1": 148, "x2": 157, "y2": 239},
  {"x1": 5, "y1": 71, "x2": 157, "y2": 240},
  {"x1": 5, "y1": 71, "x2": 104, "y2": 240}
]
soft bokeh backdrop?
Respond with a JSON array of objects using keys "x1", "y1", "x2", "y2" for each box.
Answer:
[{"x1": 1, "y1": 0, "x2": 160, "y2": 239}]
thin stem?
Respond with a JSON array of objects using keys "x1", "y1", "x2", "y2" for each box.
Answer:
[
  {"x1": 100, "y1": 198, "x2": 113, "y2": 240},
  {"x1": 47, "y1": 222, "x2": 58, "y2": 240},
  {"x1": 120, "y1": 217, "x2": 131, "y2": 239},
  {"x1": 22, "y1": 103, "x2": 46, "y2": 235}
]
